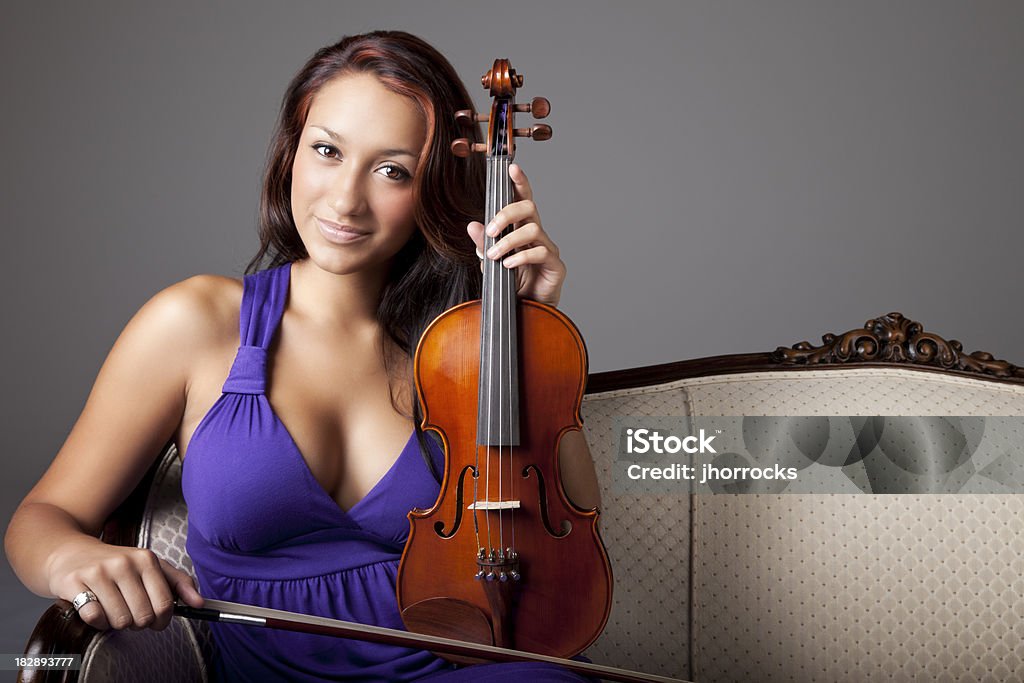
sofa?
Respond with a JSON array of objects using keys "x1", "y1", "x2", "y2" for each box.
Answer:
[{"x1": 20, "y1": 312, "x2": 1024, "y2": 682}]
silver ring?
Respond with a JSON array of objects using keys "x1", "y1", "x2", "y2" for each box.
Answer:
[{"x1": 72, "y1": 590, "x2": 98, "y2": 611}]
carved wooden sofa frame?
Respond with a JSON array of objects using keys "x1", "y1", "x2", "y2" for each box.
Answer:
[{"x1": 19, "y1": 312, "x2": 1024, "y2": 682}]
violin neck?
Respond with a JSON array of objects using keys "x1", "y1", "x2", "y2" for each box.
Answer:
[{"x1": 478, "y1": 153, "x2": 520, "y2": 447}]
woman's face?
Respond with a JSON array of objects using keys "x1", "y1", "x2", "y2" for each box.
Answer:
[{"x1": 291, "y1": 72, "x2": 427, "y2": 278}]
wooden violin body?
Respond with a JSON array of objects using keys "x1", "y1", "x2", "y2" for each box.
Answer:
[
  {"x1": 395, "y1": 58, "x2": 613, "y2": 661},
  {"x1": 398, "y1": 298, "x2": 612, "y2": 658}
]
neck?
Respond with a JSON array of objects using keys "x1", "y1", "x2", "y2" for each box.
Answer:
[{"x1": 288, "y1": 258, "x2": 388, "y2": 334}]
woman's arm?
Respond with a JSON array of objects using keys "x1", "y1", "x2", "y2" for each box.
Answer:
[{"x1": 4, "y1": 276, "x2": 223, "y2": 630}]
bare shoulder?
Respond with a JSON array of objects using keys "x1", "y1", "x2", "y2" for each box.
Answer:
[
  {"x1": 133, "y1": 274, "x2": 242, "y2": 351},
  {"x1": 13, "y1": 274, "x2": 244, "y2": 533},
  {"x1": 109, "y1": 273, "x2": 244, "y2": 406}
]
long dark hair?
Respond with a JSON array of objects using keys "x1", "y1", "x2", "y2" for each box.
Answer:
[{"x1": 247, "y1": 31, "x2": 485, "y2": 476}]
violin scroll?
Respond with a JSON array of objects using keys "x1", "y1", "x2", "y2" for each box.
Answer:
[
  {"x1": 451, "y1": 59, "x2": 551, "y2": 158},
  {"x1": 481, "y1": 59, "x2": 522, "y2": 94}
]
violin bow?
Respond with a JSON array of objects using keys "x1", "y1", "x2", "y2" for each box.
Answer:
[{"x1": 173, "y1": 598, "x2": 691, "y2": 683}]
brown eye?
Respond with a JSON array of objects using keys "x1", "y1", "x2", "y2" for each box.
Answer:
[
  {"x1": 377, "y1": 163, "x2": 410, "y2": 181},
  {"x1": 312, "y1": 143, "x2": 339, "y2": 159}
]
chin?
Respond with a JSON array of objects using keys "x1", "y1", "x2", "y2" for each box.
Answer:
[{"x1": 304, "y1": 245, "x2": 390, "y2": 279}]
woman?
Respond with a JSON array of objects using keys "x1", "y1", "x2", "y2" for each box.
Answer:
[{"x1": 5, "y1": 30, "x2": 600, "y2": 681}]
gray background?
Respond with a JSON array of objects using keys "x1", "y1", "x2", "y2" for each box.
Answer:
[{"x1": 2, "y1": 0, "x2": 1022, "y2": 656}]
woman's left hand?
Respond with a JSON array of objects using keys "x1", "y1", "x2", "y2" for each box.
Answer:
[{"x1": 467, "y1": 163, "x2": 566, "y2": 308}]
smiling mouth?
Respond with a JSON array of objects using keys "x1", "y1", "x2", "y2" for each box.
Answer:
[{"x1": 316, "y1": 217, "x2": 370, "y2": 243}]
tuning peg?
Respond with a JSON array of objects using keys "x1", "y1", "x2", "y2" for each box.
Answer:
[
  {"x1": 455, "y1": 109, "x2": 487, "y2": 126},
  {"x1": 451, "y1": 138, "x2": 487, "y2": 157},
  {"x1": 513, "y1": 97, "x2": 550, "y2": 119},
  {"x1": 513, "y1": 125, "x2": 552, "y2": 141}
]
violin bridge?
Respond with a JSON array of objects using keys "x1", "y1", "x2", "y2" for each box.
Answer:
[{"x1": 466, "y1": 500, "x2": 521, "y2": 510}]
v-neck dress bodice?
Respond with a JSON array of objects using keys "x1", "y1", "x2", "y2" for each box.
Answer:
[{"x1": 181, "y1": 263, "x2": 591, "y2": 682}]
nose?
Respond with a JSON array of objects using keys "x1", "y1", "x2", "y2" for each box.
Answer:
[{"x1": 327, "y1": 165, "x2": 369, "y2": 217}]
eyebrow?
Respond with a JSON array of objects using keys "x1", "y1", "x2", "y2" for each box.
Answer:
[{"x1": 310, "y1": 125, "x2": 420, "y2": 159}]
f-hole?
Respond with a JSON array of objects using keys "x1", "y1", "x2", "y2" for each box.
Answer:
[
  {"x1": 434, "y1": 465, "x2": 477, "y2": 538},
  {"x1": 522, "y1": 464, "x2": 571, "y2": 538}
]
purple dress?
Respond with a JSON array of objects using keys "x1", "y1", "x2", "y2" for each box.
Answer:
[{"x1": 182, "y1": 263, "x2": 592, "y2": 682}]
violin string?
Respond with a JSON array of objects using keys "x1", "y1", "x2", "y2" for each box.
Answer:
[
  {"x1": 496, "y1": 105, "x2": 509, "y2": 559},
  {"x1": 480, "y1": 104, "x2": 518, "y2": 569},
  {"x1": 496, "y1": 128, "x2": 505, "y2": 558},
  {"x1": 484, "y1": 148, "x2": 495, "y2": 558},
  {"x1": 505, "y1": 150, "x2": 520, "y2": 561},
  {"x1": 499, "y1": 150, "x2": 507, "y2": 561},
  {"x1": 472, "y1": 148, "x2": 487, "y2": 558},
  {"x1": 502, "y1": 106, "x2": 518, "y2": 561}
]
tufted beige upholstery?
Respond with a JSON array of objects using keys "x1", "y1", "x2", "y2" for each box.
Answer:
[
  {"x1": 582, "y1": 367, "x2": 1024, "y2": 682},
  {"x1": 21, "y1": 315, "x2": 1024, "y2": 683},
  {"x1": 580, "y1": 378, "x2": 695, "y2": 679}
]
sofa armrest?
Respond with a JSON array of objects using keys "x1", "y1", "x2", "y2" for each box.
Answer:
[{"x1": 18, "y1": 441, "x2": 214, "y2": 683}]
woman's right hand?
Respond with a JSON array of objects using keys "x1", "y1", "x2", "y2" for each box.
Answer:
[{"x1": 47, "y1": 537, "x2": 204, "y2": 631}]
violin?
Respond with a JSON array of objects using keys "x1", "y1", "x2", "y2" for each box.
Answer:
[
  {"x1": 396, "y1": 58, "x2": 612, "y2": 659},
  {"x1": 170, "y1": 60, "x2": 688, "y2": 683}
]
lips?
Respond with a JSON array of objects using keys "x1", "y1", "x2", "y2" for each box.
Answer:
[{"x1": 316, "y1": 217, "x2": 370, "y2": 244}]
